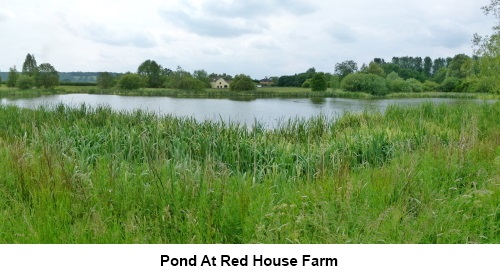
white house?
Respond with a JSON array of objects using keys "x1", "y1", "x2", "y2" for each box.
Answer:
[{"x1": 210, "y1": 78, "x2": 230, "y2": 89}]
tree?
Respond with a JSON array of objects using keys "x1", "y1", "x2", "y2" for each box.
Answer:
[
  {"x1": 310, "y1": 72, "x2": 327, "y2": 91},
  {"x1": 366, "y1": 61, "x2": 385, "y2": 77},
  {"x1": 446, "y1": 54, "x2": 472, "y2": 79},
  {"x1": 137, "y1": 60, "x2": 163, "y2": 88},
  {"x1": 373, "y1": 58, "x2": 386, "y2": 65},
  {"x1": 6, "y1": 66, "x2": 19, "y2": 87},
  {"x1": 230, "y1": 74, "x2": 256, "y2": 91},
  {"x1": 97, "y1": 72, "x2": 116, "y2": 89},
  {"x1": 117, "y1": 73, "x2": 144, "y2": 90},
  {"x1": 381, "y1": 63, "x2": 400, "y2": 76},
  {"x1": 432, "y1": 58, "x2": 447, "y2": 76},
  {"x1": 193, "y1": 69, "x2": 211, "y2": 88},
  {"x1": 432, "y1": 67, "x2": 448, "y2": 83},
  {"x1": 164, "y1": 67, "x2": 205, "y2": 91},
  {"x1": 423, "y1": 57, "x2": 433, "y2": 78},
  {"x1": 22, "y1": 54, "x2": 38, "y2": 77},
  {"x1": 36, "y1": 63, "x2": 59, "y2": 88},
  {"x1": 335, "y1": 60, "x2": 358, "y2": 79},
  {"x1": 472, "y1": 0, "x2": 500, "y2": 93}
]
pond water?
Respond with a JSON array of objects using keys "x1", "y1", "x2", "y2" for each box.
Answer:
[{"x1": 0, "y1": 94, "x2": 487, "y2": 128}]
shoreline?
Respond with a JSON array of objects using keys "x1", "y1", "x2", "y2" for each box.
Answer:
[{"x1": 1, "y1": 86, "x2": 499, "y2": 100}]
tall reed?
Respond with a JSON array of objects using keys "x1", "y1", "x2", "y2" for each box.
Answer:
[{"x1": 0, "y1": 101, "x2": 498, "y2": 243}]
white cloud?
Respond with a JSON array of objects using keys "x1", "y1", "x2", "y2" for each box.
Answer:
[{"x1": 0, "y1": 9, "x2": 15, "y2": 21}]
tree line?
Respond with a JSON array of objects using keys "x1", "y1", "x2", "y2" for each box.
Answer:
[
  {"x1": 95, "y1": 61, "x2": 257, "y2": 92},
  {"x1": 272, "y1": 51, "x2": 496, "y2": 94},
  {"x1": 5, "y1": 54, "x2": 60, "y2": 89}
]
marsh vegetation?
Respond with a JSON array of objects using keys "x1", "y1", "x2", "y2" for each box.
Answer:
[{"x1": 0, "y1": 102, "x2": 498, "y2": 243}]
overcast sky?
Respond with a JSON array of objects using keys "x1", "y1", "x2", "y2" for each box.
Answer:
[{"x1": 0, "y1": 0, "x2": 494, "y2": 79}]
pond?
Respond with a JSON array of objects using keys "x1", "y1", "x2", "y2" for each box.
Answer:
[{"x1": 0, "y1": 94, "x2": 487, "y2": 128}]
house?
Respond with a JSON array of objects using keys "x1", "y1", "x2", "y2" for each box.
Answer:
[
  {"x1": 259, "y1": 77, "x2": 274, "y2": 86},
  {"x1": 210, "y1": 78, "x2": 230, "y2": 89}
]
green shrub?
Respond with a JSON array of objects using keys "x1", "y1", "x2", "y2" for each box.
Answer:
[
  {"x1": 406, "y1": 78, "x2": 424, "y2": 92},
  {"x1": 388, "y1": 79, "x2": 412, "y2": 93},
  {"x1": 341, "y1": 73, "x2": 388, "y2": 95},
  {"x1": 386, "y1": 72, "x2": 412, "y2": 93},
  {"x1": 465, "y1": 76, "x2": 497, "y2": 93},
  {"x1": 302, "y1": 79, "x2": 312, "y2": 88},
  {"x1": 423, "y1": 80, "x2": 440, "y2": 92},
  {"x1": 311, "y1": 73, "x2": 328, "y2": 91},
  {"x1": 330, "y1": 75, "x2": 340, "y2": 90},
  {"x1": 117, "y1": 73, "x2": 144, "y2": 90},
  {"x1": 440, "y1": 77, "x2": 461, "y2": 92},
  {"x1": 177, "y1": 77, "x2": 206, "y2": 91},
  {"x1": 16, "y1": 75, "x2": 35, "y2": 90},
  {"x1": 230, "y1": 74, "x2": 256, "y2": 91}
]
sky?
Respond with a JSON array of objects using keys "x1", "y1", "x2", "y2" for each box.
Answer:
[{"x1": 0, "y1": 0, "x2": 494, "y2": 79}]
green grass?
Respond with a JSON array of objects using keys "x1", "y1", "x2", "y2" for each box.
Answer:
[
  {"x1": 2, "y1": 85, "x2": 499, "y2": 100},
  {"x1": 0, "y1": 102, "x2": 498, "y2": 243}
]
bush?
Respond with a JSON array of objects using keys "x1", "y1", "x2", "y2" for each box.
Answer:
[
  {"x1": 341, "y1": 73, "x2": 388, "y2": 95},
  {"x1": 388, "y1": 79, "x2": 412, "y2": 93},
  {"x1": 406, "y1": 78, "x2": 424, "y2": 92},
  {"x1": 464, "y1": 76, "x2": 496, "y2": 93},
  {"x1": 230, "y1": 74, "x2": 256, "y2": 91},
  {"x1": 330, "y1": 75, "x2": 340, "y2": 90},
  {"x1": 16, "y1": 75, "x2": 35, "y2": 90},
  {"x1": 311, "y1": 73, "x2": 328, "y2": 91},
  {"x1": 440, "y1": 77, "x2": 461, "y2": 92},
  {"x1": 302, "y1": 79, "x2": 312, "y2": 88},
  {"x1": 177, "y1": 77, "x2": 206, "y2": 91},
  {"x1": 423, "y1": 80, "x2": 440, "y2": 92},
  {"x1": 386, "y1": 71, "x2": 400, "y2": 82},
  {"x1": 117, "y1": 73, "x2": 144, "y2": 90},
  {"x1": 386, "y1": 72, "x2": 411, "y2": 93}
]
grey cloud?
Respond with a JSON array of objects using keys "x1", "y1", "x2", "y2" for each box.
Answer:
[
  {"x1": 326, "y1": 23, "x2": 358, "y2": 43},
  {"x1": 159, "y1": 10, "x2": 266, "y2": 38},
  {"x1": 247, "y1": 37, "x2": 281, "y2": 50},
  {"x1": 84, "y1": 24, "x2": 156, "y2": 48},
  {"x1": 202, "y1": 0, "x2": 317, "y2": 19},
  {"x1": 201, "y1": 45, "x2": 223, "y2": 55},
  {"x1": 417, "y1": 21, "x2": 471, "y2": 48}
]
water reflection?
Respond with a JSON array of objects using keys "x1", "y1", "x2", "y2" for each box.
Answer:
[{"x1": 309, "y1": 97, "x2": 326, "y2": 105}]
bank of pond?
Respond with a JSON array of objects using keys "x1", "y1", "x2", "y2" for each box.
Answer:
[{"x1": 0, "y1": 101, "x2": 498, "y2": 243}]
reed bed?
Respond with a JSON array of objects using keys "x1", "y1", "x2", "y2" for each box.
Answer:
[{"x1": 0, "y1": 101, "x2": 498, "y2": 243}]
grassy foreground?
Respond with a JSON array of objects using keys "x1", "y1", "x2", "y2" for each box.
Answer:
[{"x1": 0, "y1": 102, "x2": 498, "y2": 243}]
